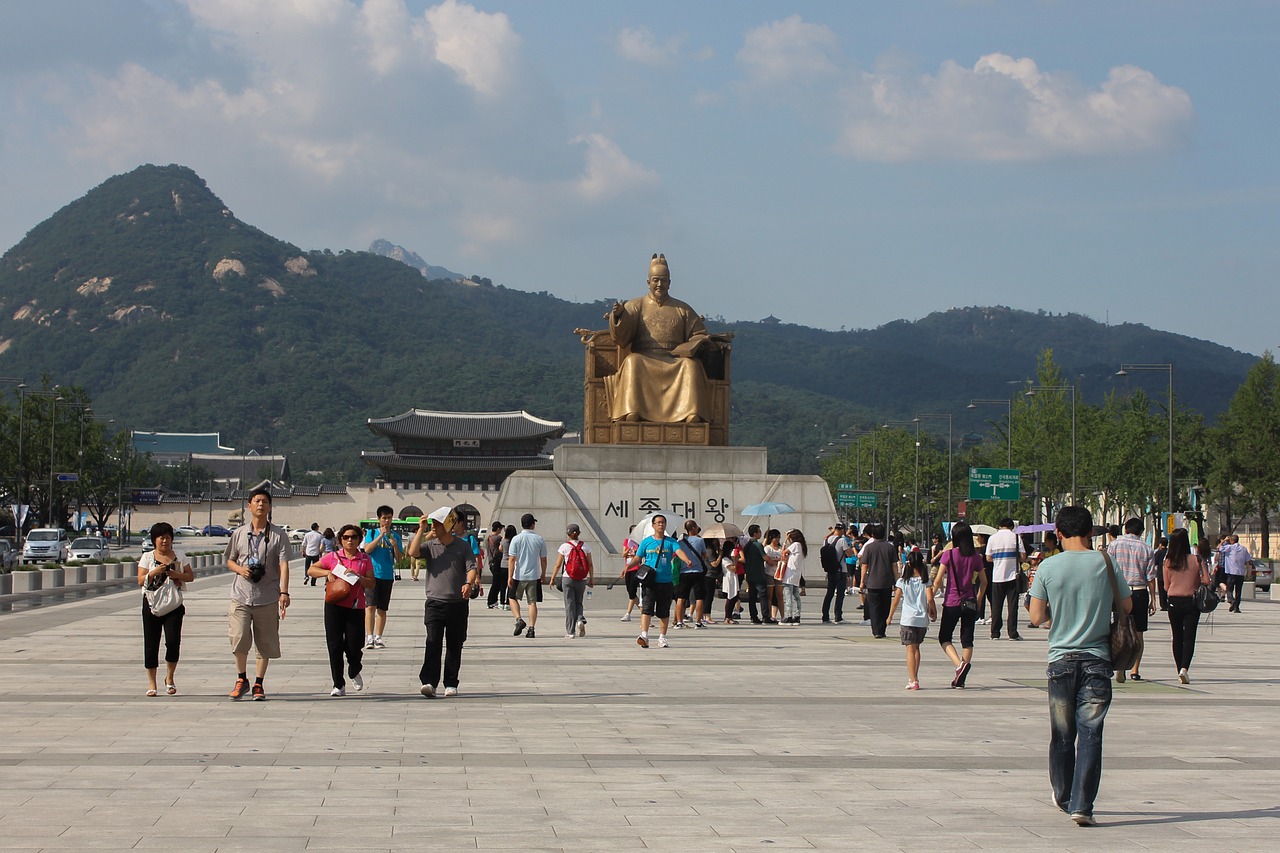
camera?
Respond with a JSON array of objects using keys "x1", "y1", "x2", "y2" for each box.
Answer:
[{"x1": 247, "y1": 558, "x2": 266, "y2": 584}]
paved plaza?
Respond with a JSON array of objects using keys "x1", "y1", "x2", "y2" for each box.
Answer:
[{"x1": 1, "y1": 565, "x2": 1277, "y2": 851}]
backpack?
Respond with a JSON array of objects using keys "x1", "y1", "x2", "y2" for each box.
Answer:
[
  {"x1": 565, "y1": 541, "x2": 589, "y2": 581},
  {"x1": 819, "y1": 539, "x2": 841, "y2": 573}
]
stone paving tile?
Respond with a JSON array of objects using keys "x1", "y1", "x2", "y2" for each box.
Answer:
[{"x1": 0, "y1": 570, "x2": 1278, "y2": 851}]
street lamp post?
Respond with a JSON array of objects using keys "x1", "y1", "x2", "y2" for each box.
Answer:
[
  {"x1": 1116, "y1": 363, "x2": 1175, "y2": 513},
  {"x1": 915, "y1": 413, "x2": 953, "y2": 523},
  {"x1": 1025, "y1": 384, "x2": 1077, "y2": 504}
]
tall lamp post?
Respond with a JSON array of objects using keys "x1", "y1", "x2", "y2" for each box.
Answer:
[
  {"x1": 914, "y1": 413, "x2": 953, "y2": 524},
  {"x1": 1025, "y1": 384, "x2": 1077, "y2": 503},
  {"x1": 969, "y1": 397, "x2": 1013, "y2": 514},
  {"x1": 883, "y1": 420, "x2": 920, "y2": 535},
  {"x1": 1116, "y1": 363, "x2": 1174, "y2": 513}
]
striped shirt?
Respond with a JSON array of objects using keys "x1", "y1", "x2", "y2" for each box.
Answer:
[{"x1": 1107, "y1": 533, "x2": 1156, "y2": 588}]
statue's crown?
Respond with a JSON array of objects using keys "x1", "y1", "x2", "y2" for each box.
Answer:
[{"x1": 649, "y1": 253, "x2": 669, "y2": 278}]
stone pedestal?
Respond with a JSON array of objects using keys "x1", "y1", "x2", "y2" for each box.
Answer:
[{"x1": 493, "y1": 445, "x2": 836, "y2": 555}]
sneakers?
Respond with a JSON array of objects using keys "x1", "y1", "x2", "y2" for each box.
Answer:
[
  {"x1": 952, "y1": 661, "x2": 972, "y2": 689},
  {"x1": 564, "y1": 633, "x2": 576, "y2": 639},
  {"x1": 1071, "y1": 812, "x2": 1096, "y2": 827},
  {"x1": 228, "y1": 676, "x2": 250, "y2": 700},
  {"x1": 526, "y1": 627, "x2": 536, "y2": 639},
  {"x1": 352, "y1": 673, "x2": 364, "y2": 692},
  {"x1": 420, "y1": 683, "x2": 436, "y2": 698},
  {"x1": 636, "y1": 635, "x2": 649, "y2": 649},
  {"x1": 619, "y1": 613, "x2": 632, "y2": 622},
  {"x1": 252, "y1": 682, "x2": 266, "y2": 701},
  {"x1": 330, "y1": 686, "x2": 345, "y2": 697},
  {"x1": 1178, "y1": 668, "x2": 1190, "y2": 684},
  {"x1": 657, "y1": 635, "x2": 669, "y2": 648},
  {"x1": 577, "y1": 619, "x2": 586, "y2": 638},
  {"x1": 513, "y1": 618, "x2": 527, "y2": 636},
  {"x1": 443, "y1": 686, "x2": 458, "y2": 698},
  {"x1": 905, "y1": 681, "x2": 920, "y2": 690},
  {"x1": 373, "y1": 636, "x2": 386, "y2": 649},
  {"x1": 364, "y1": 635, "x2": 375, "y2": 649}
]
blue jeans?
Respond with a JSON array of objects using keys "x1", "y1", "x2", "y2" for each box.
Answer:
[{"x1": 1047, "y1": 653, "x2": 1112, "y2": 817}]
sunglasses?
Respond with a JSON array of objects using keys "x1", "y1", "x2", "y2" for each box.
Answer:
[{"x1": 341, "y1": 534, "x2": 361, "y2": 541}]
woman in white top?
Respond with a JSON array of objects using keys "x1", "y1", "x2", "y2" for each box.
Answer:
[
  {"x1": 137, "y1": 522, "x2": 194, "y2": 697},
  {"x1": 779, "y1": 529, "x2": 808, "y2": 624},
  {"x1": 763, "y1": 529, "x2": 784, "y2": 623}
]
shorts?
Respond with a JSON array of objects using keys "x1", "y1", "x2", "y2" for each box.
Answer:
[
  {"x1": 900, "y1": 625, "x2": 928, "y2": 646},
  {"x1": 1129, "y1": 588, "x2": 1150, "y2": 631},
  {"x1": 512, "y1": 579, "x2": 540, "y2": 603},
  {"x1": 368, "y1": 578, "x2": 395, "y2": 611},
  {"x1": 640, "y1": 582, "x2": 675, "y2": 619},
  {"x1": 228, "y1": 601, "x2": 281, "y2": 659},
  {"x1": 624, "y1": 570, "x2": 640, "y2": 600},
  {"x1": 676, "y1": 573, "x2": 702, "y2": 601}
]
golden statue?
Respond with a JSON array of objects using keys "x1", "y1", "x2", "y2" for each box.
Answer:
[{"x1": 575, "y1": 254, "x2": 732, "y2": 445}]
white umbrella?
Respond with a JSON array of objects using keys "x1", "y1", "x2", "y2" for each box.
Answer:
[
  {"x1": 634, "y1": 512, "x2": 686, "y2": 541},
  {"x1": 969, "y1": 523, "x2": 998, "y2": 536}
]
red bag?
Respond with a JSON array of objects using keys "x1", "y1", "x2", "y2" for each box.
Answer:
[{"x1": 565, "y1": 541, "x2": 589, "y2": 581}]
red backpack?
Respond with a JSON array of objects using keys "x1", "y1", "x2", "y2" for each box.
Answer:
[{"x1": 565, "y1": 541, "x2": 589, "y2": 580}]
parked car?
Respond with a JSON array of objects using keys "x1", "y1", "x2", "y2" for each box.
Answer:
[
  {"x1": 175, "y1": 526, "x2": 203, "y2": 537},
  {"x1": 22, "y1": 528, "x2": 70, "y2": 564},
  {"x1": 288, "y1": 528, "x2": 307, "y2": 544},
  {"x1": 0, "y1": 540, "x2": 17, "y2": 571},
  {"x1": 202, "y1": 525, "x2": 233, "y2": 536},
  {"x1": 68, "y1": 537, "x2": 110, "y2": 563}
]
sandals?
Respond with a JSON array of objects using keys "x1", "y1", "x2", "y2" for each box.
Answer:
[
  {"x1": 166, "y1": 680, "x2": 177, "y2": 695},
  {"x1": 146, "y1": 688, "x2": 158, "y2": 697}
]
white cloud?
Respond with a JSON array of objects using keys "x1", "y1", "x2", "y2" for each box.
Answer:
[
  {"x1": 736, "y1": 15, "x2": 840, "y2": 85},
  {"x1": 616, "y1": 26, "x2": 683, "y2": 68},
  {"x1": 838, "y1": 53, "x2": 1194, "y2": 162},
  {"x1": 423, "y1": 0, "x2": 520, "y2": 96},
  {"x1": 572, "y1": 133, "x2": 660, "y2": 200}
]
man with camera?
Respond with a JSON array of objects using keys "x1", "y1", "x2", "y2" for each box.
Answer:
[{"x1": 224, "y1": 487, "x2": 293, "y2": 701}]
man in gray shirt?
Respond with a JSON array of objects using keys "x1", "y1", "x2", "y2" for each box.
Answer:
[
  {"x1": 223, "y1": 487, "x2": 293, "y2": 701},
  {"x1": 409, "y1": 506, "x2": 479, "y2": 698}
]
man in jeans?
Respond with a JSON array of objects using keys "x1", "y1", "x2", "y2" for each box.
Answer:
[
  {"x1": 821, "y1": 523, "x2": 853, "y2": 623},
  {"x1": 1029, "y1": 505, "x2": 1132, "y2": 827}
]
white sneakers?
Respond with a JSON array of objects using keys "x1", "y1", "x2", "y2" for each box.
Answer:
[
  {"x1": 420, "y1": 683, "x2": 436, "y2": 698},
  {"x1": 365, "y1": 635, "x2": 375, "y2": 648},
  {"x1": 352, "y1": 674, "x2": 364, "y2": 692},
  {"x1": 657, "y1": 635, "x2": 669, "y2": 648},
  {"x1": 1178, "y1": 668, "x2": 1190, "y2": 684},
  {"x1": 620, "y1": 613, "x2": 632, "y2": 622},
  {"x1": 330, "y1": 686, "x2": 345, "y2": 697},
  {"x1": 373, "y1": 635, "x2": 386, "y2": 648},
  {"x1": 443, "y1": 687, "x2": 458, "y2": 698}
]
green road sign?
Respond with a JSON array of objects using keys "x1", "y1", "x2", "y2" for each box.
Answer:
[
  {"x1": 836, "y1": 490, "x2": 878, "y2": 509},
  {"x1": 968, "y1": 467, "x2": 1021, "y2": 501}
]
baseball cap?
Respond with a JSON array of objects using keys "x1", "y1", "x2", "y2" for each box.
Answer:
[
  {"x1": 521, "y1": 512, "x2": 537, "y2": 528},
  {"x1": 566, "y1": 523, "x2": 580, "y2": 536}
]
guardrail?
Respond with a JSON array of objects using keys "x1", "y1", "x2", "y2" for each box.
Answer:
[{"x1": 0, "y1": 556, "x2": 229, "y2": 612}]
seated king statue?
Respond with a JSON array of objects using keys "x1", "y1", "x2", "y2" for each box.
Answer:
[{"x1": 605, "y1": 253, "x2": 711, "y2": 423}]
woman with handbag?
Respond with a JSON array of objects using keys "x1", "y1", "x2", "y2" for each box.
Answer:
[
  {"x1": 138, "y1": 522, "x2": 194, "y2": 697},
  {"x1": 1163, "y1": 528, "x2": 1213, "y2": 684},
  {"x1": 309, "y1": 524, "x2": 376, "y2": 696},
  {"x1": 930, "y1": 522, "x2": 989, "y2": 689}
]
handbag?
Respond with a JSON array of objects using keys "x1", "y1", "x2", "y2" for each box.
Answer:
[
  {"x1": 146, "y1": 574, "x2": 183, "y2": 617},
  {"x1": 324, "y1": 573, "x2": 354, "y2": 604},
  {"x1": 1104, "y1": 553, "x2": 1141, "y2": 673},
  {"x1": 1194, "y1": 583, "x2": 1220, "y2": 614},
  {"x1": 1016, "y1": 566, "x2": 1030, "y2": 595}
]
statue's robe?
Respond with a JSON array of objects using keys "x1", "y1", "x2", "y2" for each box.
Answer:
[{"x1": 605, "y1": 294, "x2": 710, "y2": 423}]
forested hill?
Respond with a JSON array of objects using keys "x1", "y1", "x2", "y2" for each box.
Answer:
[{"x1": 0, "y1": 164, "x2": 1257, "y2": 477}]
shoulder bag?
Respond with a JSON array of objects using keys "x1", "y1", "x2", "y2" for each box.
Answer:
[
  {"x1": 945, "y1": 553, "x2": 978, "y2": 614},
  {"x1": 1105, "y1": 552, "x2": 1141, "y2": 673},
  {"x1": 145, "y1": 560, "x2": 184, "y2": 617},
  {"x1": 1191, "y1": 556, "x2": 1220, "y2": 614}
]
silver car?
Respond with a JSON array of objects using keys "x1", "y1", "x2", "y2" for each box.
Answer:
[{"x1": 68, "y1": 537, "x2": 110, "y2": 562}]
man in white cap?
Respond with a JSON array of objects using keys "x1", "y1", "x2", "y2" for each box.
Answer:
[{"x1": 408, "y1": 506, "x2": 479, "y2": 698}]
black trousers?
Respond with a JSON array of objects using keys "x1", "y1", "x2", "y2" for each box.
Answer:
[
  {"x1": 822, "y1": 571, "x2": 847, "y2": 621},
  {"x1": 141, "y1": 600, "x2": 184, "y2": 670},
  {"x1": 324, "y1": 603, "x2": 364, "y2": 688},
  {"x1": 1224, "y1": 574, "x2": 1245, "y2": 609},
  {"x1": 421, "y1": 598, "x2": 469, "y2": 689},
  {"x1": 746, "y1": 575, "x2": 770, "y2": 621},
  {"x1": 990, "y1": 580, "x2": 1021, "y2": 638},
  {"x1": 1167, "y1": 596, "x2": 1201, "y2": 670},
  {"x1": 865, "y1": 588, "x2": 892, "y2": 637},
  {"x1": 487, "y1": 565, "x2": 508, "y2": 607}
]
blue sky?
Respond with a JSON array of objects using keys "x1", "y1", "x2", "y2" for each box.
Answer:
[{"x1": 1, "y1": 1, "x2": 1276, "y2": 355}]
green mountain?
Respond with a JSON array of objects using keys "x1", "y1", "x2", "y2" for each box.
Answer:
[{"x1": 0, "y1": 164, "x2": 1257, "y2": 478}]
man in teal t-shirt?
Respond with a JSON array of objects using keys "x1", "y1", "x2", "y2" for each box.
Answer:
[
  {"x1": 1028, "y1": 505, "x2": 1132, "y2": 827},
  {"x1": 628, "y1": 514, "x2": 697, "y2": 649},
  {"x1": 362, "y1": 505, "x2": 402, "y2": 649}
]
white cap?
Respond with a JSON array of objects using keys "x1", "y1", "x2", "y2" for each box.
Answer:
[{"x1": 427, "y1": 506, "x2": 455, "y2": 525}]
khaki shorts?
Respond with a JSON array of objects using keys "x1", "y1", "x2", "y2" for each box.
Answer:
[
  {"x1": 228, "y1": 601, "x2": 282, "y2": 660},
  {"x1": 512, "y1": 579, "x2": 540, "y2": 603}
]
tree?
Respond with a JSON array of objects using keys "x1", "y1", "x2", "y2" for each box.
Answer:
[{"x1": 1215, "y1": 353, "x2": 1280, "y2": 556}]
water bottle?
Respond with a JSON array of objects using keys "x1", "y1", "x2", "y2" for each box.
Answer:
[{"x1": 587, "y1": 588, "x2": 593, "y2": 599}]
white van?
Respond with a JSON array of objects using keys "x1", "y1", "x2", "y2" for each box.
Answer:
[{"x1": 22, "y1": 529, "x2": 70, "y2": 564}]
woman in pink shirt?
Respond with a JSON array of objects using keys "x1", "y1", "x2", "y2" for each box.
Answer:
[
  {"x1": 309, "y1": 524, "x2": 376, "y2": 696},
  {"x1": 1163, "y1": 528, "x2": 1212, "y2": 684}
]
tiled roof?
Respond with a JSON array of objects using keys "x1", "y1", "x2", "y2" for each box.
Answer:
[
  {"x1": 360, "y1": 452, "x2": 554, "y2": 472},
  {"x1": 366, "y1": 409, "x2": 566, "y2": 441}
]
